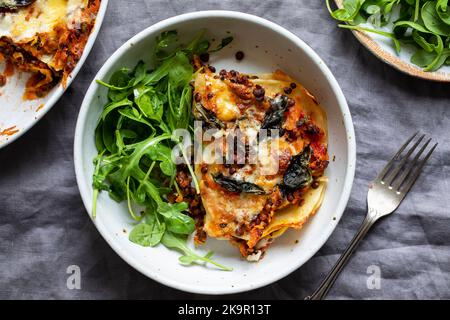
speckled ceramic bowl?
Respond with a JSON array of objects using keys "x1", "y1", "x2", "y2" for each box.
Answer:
[{"x1": 74, "y1": 10, "x2": 356, "y2": 294}]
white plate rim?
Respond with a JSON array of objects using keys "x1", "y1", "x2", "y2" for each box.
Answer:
[
  {"x1": 0, "y1": 0, "x2": 110, "y2": 149},
  {"x1": 74, "y1": 10, "x2": 357, "y2": 295}
]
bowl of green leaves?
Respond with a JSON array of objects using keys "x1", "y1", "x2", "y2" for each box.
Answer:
[{"x1": 329, "y1": 0, "x2": 450, "y2": 81}]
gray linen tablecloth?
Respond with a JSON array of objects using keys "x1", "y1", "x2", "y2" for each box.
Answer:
[{"x1": 0, "y1": 0, "x2": 449, "y2": 300}]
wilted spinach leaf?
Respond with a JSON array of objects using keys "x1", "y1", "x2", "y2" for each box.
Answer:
[
  {"x1": 283, "y1": 146, "x2": 313, "y2": 190},
  {"x1": 193, "y1": 103, "x2": 225, "y2": 129},
  {"x1": 213, "y1": 173, "x2": 266, "y2": 195},
  {"x1": 261, "y1": 95, "x2": 290, "y2": 130}
]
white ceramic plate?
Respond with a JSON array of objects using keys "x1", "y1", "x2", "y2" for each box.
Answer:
[
  {"x1": 0, "y1": 0, "x2": 109, "y2": 148},
  {"x1": 74, "y1": 11, "x2": 356, "y2": 295},
  {"x1": 334, "y1": 0, "x2": 450, "y2": 82}
]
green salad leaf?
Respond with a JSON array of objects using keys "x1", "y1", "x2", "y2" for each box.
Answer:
[
  {"x1": 161, "y1": 232, "x2": 232, "y2": 271},
  {"x1": 92, "y1": 30, "x2": 232, "y2": 271},
  {"x1": 327, "y1": 0, "x2": 450, "y2": 71},
  {"x1": 129, "y1": 212, "x2": 166, "y2": 247}
]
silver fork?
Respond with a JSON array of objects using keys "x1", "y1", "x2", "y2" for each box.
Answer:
[{"x1": 306, "y1": 132, "x2": 438, "y2": 300}]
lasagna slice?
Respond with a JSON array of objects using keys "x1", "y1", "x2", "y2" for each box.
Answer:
[
  {"x1": 0, "y1": 0, "x2": 100, "y2": 99},
  {"x1": 179, "y1": 63, "x2": 329, "y2": 261}
]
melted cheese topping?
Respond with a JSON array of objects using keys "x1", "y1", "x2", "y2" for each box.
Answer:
[
  {"x1": 0, "y1": 0, "x2": 99, "y2": 99},
  {"x1": 0, "y1": 0, "x2": 85, "y2": 42},
  {"x1": 194, "y1": 71, "x2": 241, "y2": 122},
  {"x1": 194, "y1": 68, "x2": 329, "y2": 258}
]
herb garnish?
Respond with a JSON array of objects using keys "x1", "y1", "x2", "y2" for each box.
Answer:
[
  {"x1": 283, "y1": 145, "x2": 313, "y2": 190},
  {"x1": 261, "y1": 95, "x2": 290, "y2": 130},
  {"x1": 193, "y1": 103, "x2": 225, "y2": 129},
  {"x1": 213, "y1": 173, "x2": 266, "y2": 195}
]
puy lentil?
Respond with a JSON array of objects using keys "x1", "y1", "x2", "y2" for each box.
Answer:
[
  {"x1": 284, "y1": 87, "x2": 292, "y2": 94},
  {"x1": 253, "y1": 85, "x2": 265, "y2": 101},
  {"x1": 235, "y1": 51, "x2": 245, "y2": 60},
  {"x1": 287, "y1": 98, "x2": 295, "y2": 107}
]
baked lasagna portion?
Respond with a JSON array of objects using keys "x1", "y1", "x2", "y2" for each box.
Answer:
[
  {"x1": 178, "y1": 63, "x2": 329, "y2": 261},
  {"x1": 0, "y1": 0, "x2": 100, "y2": 99}
]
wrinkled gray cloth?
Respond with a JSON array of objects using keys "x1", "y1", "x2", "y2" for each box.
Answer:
[{"x1": 0, "y1": 0, "x2": 449, "y2": 300}]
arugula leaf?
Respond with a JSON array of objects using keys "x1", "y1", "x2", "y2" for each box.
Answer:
[
  {"x1": 422, "y1": 1, "x2": 450, "y2": 36},
  {"x1": 157, "y1": 202, "x2": 195, "y2": 235},
  {"x1": 168, "y1": 52, "x2": 193, "y2": 88},
  {"x1": 209, "y1": 36, "x2": 234, "y2": 53},
  {"x1": 97, "y1": 71, "x2": 131, "y2": 91},
  {"x1": 339, "y1": 24, "x2": 401, "y2": 53},
  {"x1": 161, "y1": 232, "x2": 232, "y2": 271},
  {"x1": 101, "y1": 98, "x2": 133, "y2": 121},
  {"x1": 326, "y1": 0, "x2": 364, "y2": 22},
  {"x1": 132, "y1": 61, "x2": 148, "y2": 86},
  {"x1": 393, "y1": 20, "x2": 431, "y2": 34},
  {"x1": 146, "y1": 144, "x2": 176, "y2": 177},
  {"x1": 412, "y1": 30, "x2": 435, "y2": 52},
  {"x1": 129, "y1": 212, "x2": 166, "y2": 247},
  {"x1": 183, "y1": 29, "x2": 209, "y2": 56},
  {"x1": 118, "y1": 107, "x2": 155, "y2": 129},
  {"x1": 155, "y1": 30, "x2": 179, "y2": 60},
  {"x1": 134, "y1": 87, "x2": 165, "y2": 121}
]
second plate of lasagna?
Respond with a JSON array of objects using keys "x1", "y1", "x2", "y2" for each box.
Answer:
[
  {"x1": 75, "y1": 11, "x2": 356, "y2": 294},
  {"x1": 0, "y1": 0, "x2": 108, "y2": 148}
]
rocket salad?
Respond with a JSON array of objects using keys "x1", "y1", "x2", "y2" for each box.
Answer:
[
  {"x1": 327, "y1": 0, "x2": 450, "y2": 72},
  {"x1": 92, "y1": 30, "x2": 232, "y2": 271}
]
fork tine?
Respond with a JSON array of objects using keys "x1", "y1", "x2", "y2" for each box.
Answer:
[
  {"x1": 384, "y1": 134, "x2": 425, "y2": 185},
  {"x1": 400, "y1": 143, "x2": 438, "y2": 196},
  {"x1": 375, "y1": 131, "x2": 419, "y2": 182},
  {"x1": 392, "y1": 138, "x2": 431, "y2": 191}
]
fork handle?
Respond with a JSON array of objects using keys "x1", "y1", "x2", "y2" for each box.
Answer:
[{"x1": 305, "y1": 213, "x2": 377, "y2": 300}]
